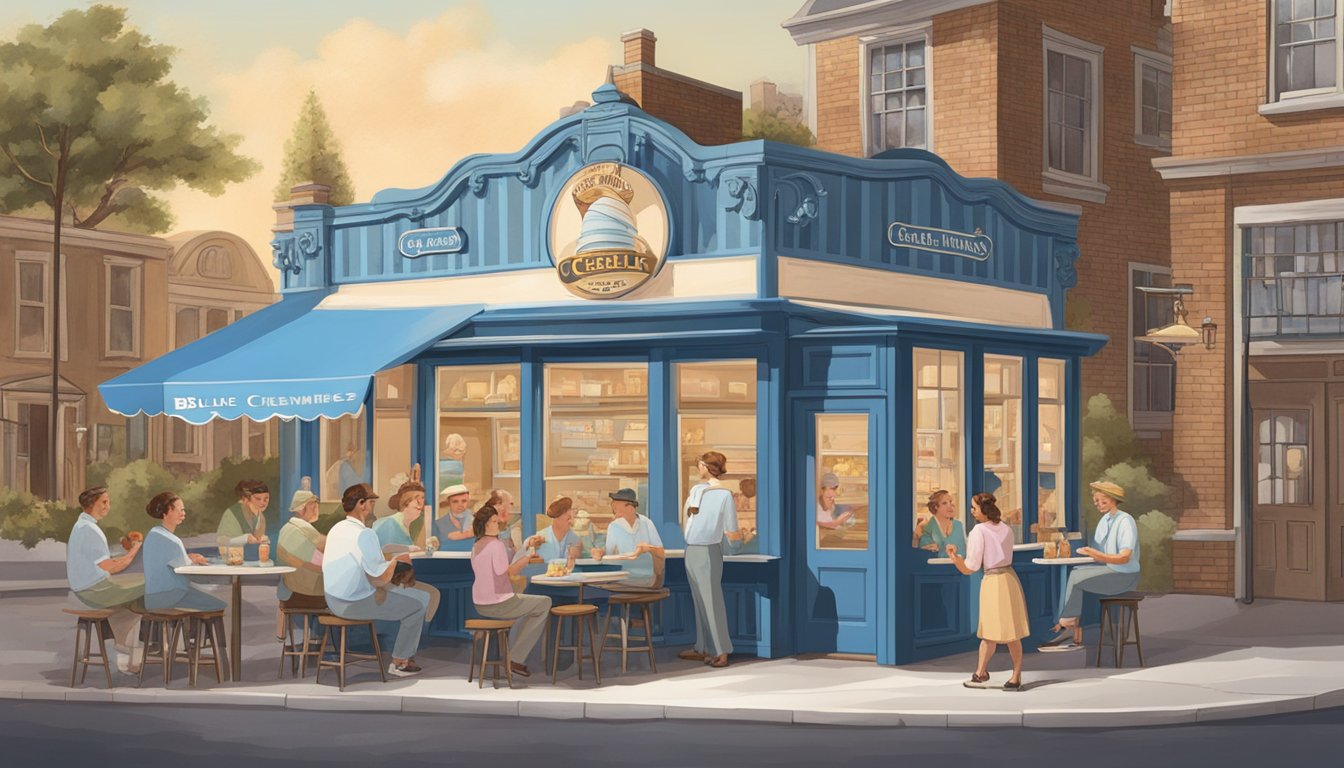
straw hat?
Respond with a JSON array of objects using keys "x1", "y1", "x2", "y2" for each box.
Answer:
[
  {"x1": 289, "y1": 490, "x2": 319, "y2": 512},
  {"x1": 1089, "y1": 481, "x2": 1125, "y2": 502},
  {"x1": 438, "y1": 484, "x2": 470, "y2": 502}
]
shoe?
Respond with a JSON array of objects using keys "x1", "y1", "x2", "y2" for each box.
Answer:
[
  {"x1": 706, "y1": 654, "x2": 729, "y2": 668},
  {"x1": 963, "y1": 673, "x2": 993, "y2": 689},
  {"x1": 387, "y1": 662, "x2": 421, "y2": 678},
  {"x1": 1037, "y1": 629, "x2": 1081, "y2": 651},
  {"x1": 678, "y1": 649, "x2": 708, "y2": 661},
  {"x1": 1038, "y1": 638, "x2": 1083, "y2": 652},
  {"x1": 1003, "y1": 679, "x2": 1024, "y2": 691},
  {"x1": 510, "y1": 662, "x2": 531, "y2": 677}
]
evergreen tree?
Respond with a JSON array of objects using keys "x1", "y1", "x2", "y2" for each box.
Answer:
[{"x1": 274, "y1": 91, "x2": 355, "y2": 205}]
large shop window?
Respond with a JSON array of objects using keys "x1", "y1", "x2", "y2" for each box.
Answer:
[
  {"x1": 320, "y1": 412, "x2": 368, "y2": 503},
  {"x1": 817, "y1": 413, "x2": 870, "y2": 551},
  {"x1": 984, "y1": 355, "x2": 1024, "y2": 543},
  {"x1": 372, "y1": 366, "x2": 416, "y2": 531},
  {"x1": 436, "y1": 364, "x2": 522, "y2": 537},
  {"x1": 544, "y1": 364, "x2": 649, "y2": 550},
  {"x1": 677, "y1": 361, "x2": 757, "y2": 536},
  {"x1": 1256, "y1": 410, "x2": 1311, "y2": 505},
  {"x1": 914, "y1": 348, "x2": 964, "y2": 537},
  {"x1": 1246, "y1": 221, "x2": 1344, "y2": 337},
  {"x1": 1037, "y1": 359, "x2": 1067, "y2": 537}
]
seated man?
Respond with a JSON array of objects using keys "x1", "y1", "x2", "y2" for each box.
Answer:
[
  {"x1": 323, "y1": 483, "x2": 428, "y2": 677},
  {"x1": 66, "y1": 486, "x2": 145, "y2": 674},
  {"x1": 1039, "y1": 481, "x2": 1141, "y2": 652},
  {"x1": 275, "y1": 485, "x2": 327, "y2": 640},
  {"x1": 438, "y1": 484, "x2": 475, "y2": 542},
  {"x1": 591, "y1": 488, "x2": 665, "y2": 591}
]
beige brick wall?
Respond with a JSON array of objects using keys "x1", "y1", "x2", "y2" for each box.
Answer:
[
  {"x1": 814, "y1": 35, "x2": 863, "y2": 157},
  {"x1": 1172, "y1": 540, "x2": 1235, "y2": 595}
]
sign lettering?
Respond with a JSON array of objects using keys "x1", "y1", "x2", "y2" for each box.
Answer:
[{"x1": 886, "y1": 222, "x2": 992, "y2": 261}]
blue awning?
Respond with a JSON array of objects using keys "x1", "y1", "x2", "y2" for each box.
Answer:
[{"x1": 99, "y1": 291, "x2": 482, "y2": 424}]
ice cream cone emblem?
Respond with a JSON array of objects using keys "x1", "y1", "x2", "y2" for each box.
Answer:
[{"x1": 550, "y1": 162, "x2": 668, "y2": 299}]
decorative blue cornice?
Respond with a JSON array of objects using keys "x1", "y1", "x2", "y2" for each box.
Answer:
[{"x1": 271, "y1": 229, "x2": 321, "y2": 275}]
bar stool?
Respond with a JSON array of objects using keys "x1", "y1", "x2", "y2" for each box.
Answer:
[
  {"x1": 63, "y1": 608, "x2": 115, "y2": 688},
  {"x1": 315, "y1": 615, "x2": 386, "y2": 691},
  {"x1": 133, "y1": 607, "x2": 192, "y2": 687},
  {"x1": 278, "y1": 606, "x2": 329, "y2": 679},
  {"x1": 550, "y1": 604, "x2": 601, "y2": 685},
  {"x1": 464, "y1": 618, "x2": 514, "y2": 689},
  {"x1": 1096, "y1": 593, "x2": 1145, "y2": 668},
  {"x1": 184, "y1": 610, "x2": 227, "y2": 687},
  {"x1": 599, "y1": 591, "x2": 667, "y2": 674}
]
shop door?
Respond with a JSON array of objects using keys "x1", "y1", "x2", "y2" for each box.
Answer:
[
  {"x1": 1328, "y1": 384, "x2": 1344, "y2": 601},
  {"x1": 794, "y1": 399, "x2": 881, "y2": 655},
  {"x1": 1249, "y1": 382, "x2": 1325, "y2": 600},
  {"x1": 25, "y1": 404, "x2": 50, "y2": 498}
]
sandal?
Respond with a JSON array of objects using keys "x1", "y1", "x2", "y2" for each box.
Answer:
[
  {"x1": 1003, "y1": 679, "x2": 1023, "y2": 691},
  {"x1": 963, "y1": 672, "x2": 993, "y2": 689},
  {"x1": 678, "y1": 649, "x2": 708, "y2": 662},
  {"x1": 706, "y1": 655, "x2": 729, "y2": 668}
]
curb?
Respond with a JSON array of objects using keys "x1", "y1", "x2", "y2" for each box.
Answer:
[{"x1": 6, "y1": 684, "x2": 1342, "y2": 728}]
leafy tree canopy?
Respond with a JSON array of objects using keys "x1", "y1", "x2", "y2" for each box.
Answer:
[
  {"x1": 742, "y1": 107, "x2": 815, "y2": 147},
  {"x1": 274, "y1": 90, "x2": 355, "y2": 206},
  {"x1": 0, "y1": 5, "x2": 258, "y2": 233}
]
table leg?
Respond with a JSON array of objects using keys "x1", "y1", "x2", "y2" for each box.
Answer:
[
  {"x1": 231, "y1": 576, "x2": 243, "y2": 682},
  {"x1": 577, "y1": 584, "x2": 585, "y2": 604}
]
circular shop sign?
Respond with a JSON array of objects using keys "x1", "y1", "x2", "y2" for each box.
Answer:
[{"x1": 548, "y1": 162, "x2": 669, "y2": 299}]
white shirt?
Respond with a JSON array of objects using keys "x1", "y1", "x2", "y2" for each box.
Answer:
[
  {"x1": 683, "y1": 483, "x2": 739, "y2": 546},
  {"x1": 322, "y1": 517, "x2": 389, "y2": 603},
  {"x1": 67, "y1": 513, "x2": 111, "y2": 592},
  {"x1": 606, "y1": 514, "x2": 664, "y2": 587}
]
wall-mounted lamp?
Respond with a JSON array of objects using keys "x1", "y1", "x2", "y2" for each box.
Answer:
[
  {"x1": 1135, "y1": 284, "x2": 1216, "y2": 355},
  {"x1": 74, "y1": 424, "x2": 88, "y2": 447}
]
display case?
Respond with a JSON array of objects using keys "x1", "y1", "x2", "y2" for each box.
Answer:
[
  {"x1": 816, "y1": 413, "x2": 869, "y2": 550},
  {"x1": 984, "y1": 355, "x2": 1023, "y2": 542},
  {"x1": 676, "y1": 361, "x2": 758, "y2": 526},
  {"x1": 436, "y1": 365, "x2": 523, "y2": 539}
]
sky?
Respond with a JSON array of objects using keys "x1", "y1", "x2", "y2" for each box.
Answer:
[{"x1": 4, "y1": 1, "x2": 809, "y2": 285}]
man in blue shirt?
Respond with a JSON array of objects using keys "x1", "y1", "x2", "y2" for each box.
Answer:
[
  {"x1": 66, "y1": 486, "x2": 144, "y2": 673},
  {"x1": 593, "y1": 488, "x2": 665, "y2": 590},
  {"x1": 1039, "y1": 481, "x2": 1141, "y2": 652}
]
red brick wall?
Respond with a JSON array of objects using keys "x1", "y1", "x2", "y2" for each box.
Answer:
[
  {"x1": 814, "y1": 35, "x2": 863, "y2": 156},
  {"x1": 614, "y1": 68, "x2": 742, "y2": 147},
  {"x1": 1172, "y1": 541, "x2": 1236, "y2": 595}
]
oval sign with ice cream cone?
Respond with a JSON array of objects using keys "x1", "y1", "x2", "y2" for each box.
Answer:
[{"x1": 548, "y1": 162, "x2": 669, "y2": 299}]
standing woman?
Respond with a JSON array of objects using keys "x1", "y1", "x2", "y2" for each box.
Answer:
[
  {"x1": 144, "y1": 491, "x2": 225, "y2": 611},
  {"x1": 947, "y1": 492, "x2": 1029, "y2": 690},
  {"x1": 679, "y1": 451, "x2": 742, "y2": 668}
]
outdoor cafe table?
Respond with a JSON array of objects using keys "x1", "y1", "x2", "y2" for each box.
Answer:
[
  {"x1": 174, "y1": 563, "x2": 295, "y2": 682},
  {"x1": 1031, "y1": 555, "x2": 1097, "y2": 614},
  {"x1": 529, "y1": 570, "x2": 630, "y2": 604}
]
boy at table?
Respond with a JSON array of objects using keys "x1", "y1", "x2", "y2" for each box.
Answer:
[
  {"x1": 591, "y1": 488, "x2": 665, "y2": 591},
  {"x1": 1038, "y1": 480, "x2": 1141, "y2": 652},
  {"x1": 66, "y1": 486, "x2": 145, "y2": 674}
]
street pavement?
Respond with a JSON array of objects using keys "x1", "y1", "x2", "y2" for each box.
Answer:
[{"x1": 2, "y1": 579, "x2": 1343, "y2": 729}]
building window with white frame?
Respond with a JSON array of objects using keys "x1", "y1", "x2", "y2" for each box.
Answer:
[
  {"x1": 105, "y1": 259, "x2": 141, "y2": 358},
  {"x1": 1130, "y1": 266, "x2": 1176, "y2": 430},
  {"x1": 15, "y1": 258, "x2": 48, "y2": 354},
  {"x1": 864, "y1": 33, "x2": 928, "y2": 155},
  {"x1": 1134, "y1": 48, "x2": 1172, "y2": 149},
  {"x1": 1272, "y1": 0, "x2": 1340, "y2": 101}
]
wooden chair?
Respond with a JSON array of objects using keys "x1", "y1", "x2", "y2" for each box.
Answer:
[
  {"x1": 550, "y1": 604, "x2": 601, "y2": 686},
  {"x1": 1096, "y1": 593, "x2": 1145, "y2": 668},
  {"x1": 278, "y1": 606, "x2": 330, "y2": 679},
  {"x1": 63, "y1": 608, "x2": 115, "y2": 688},
  {"x1": 132, "y1": 607, "x2": 192, "y2": 687},
  {"x1": 315, "y1": 615, "x2": 386, "y2": 691},
  {"x1": 599, "y1": 590, "x2": 668, "y2": 674},
  {"x1": 465, "y1": 618, "x2": 514, "y2": 689},
  {"x1": 184, "y1": 610, "x2": 227, "y2": 687}
]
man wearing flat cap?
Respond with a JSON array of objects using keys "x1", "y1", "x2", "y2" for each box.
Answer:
[
  {"x1": 1039, "y1": 480, "x2": 1141, "y2": 652},
  {"x1": 594, "y1": 488, "x2": 665, "y2": 590}
]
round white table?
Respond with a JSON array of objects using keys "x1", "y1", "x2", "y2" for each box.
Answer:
[
  {"x1": 1031, "y1": 556, "x2": 1098, "y2": 620},
  {"x1": 175, "y1": 563, "x2": 295, "y2": 682},
  {"x1": 530, "y1": 571, "x2": 630, "y2": 603}
]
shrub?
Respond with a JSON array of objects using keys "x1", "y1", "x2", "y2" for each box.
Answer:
[
  {"x1": 0, "y1": 485, "x2": 80, "y2": 547},
  {"x1": 98, "y1": 459, "x2": 183, "y2": 541},
  {"x1": 1137, "y1": 510, "x2": 1178, "y2": 593},
  {"x1": 182, "y1": 456, "x2": 281, "y2": 539}
]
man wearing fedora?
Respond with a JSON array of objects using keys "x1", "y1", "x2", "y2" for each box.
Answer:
[
  {"x1": 592, "y1": 488, "x2": 665, "y2": 591},
  {"x1": 1039, "y1": 480, "x2": 1141, "y2": 652}
]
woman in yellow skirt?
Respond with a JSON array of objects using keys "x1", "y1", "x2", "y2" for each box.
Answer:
[{"x1": 947, "y1": 492, "x2": 1030, "y2": 690}]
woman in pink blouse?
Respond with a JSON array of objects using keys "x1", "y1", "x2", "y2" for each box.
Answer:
[
  {"x1": 947, "y1": 492, "x2": 1030, "y2": 691},
  {"x1": 470, "y1": 504, "x2": 551, "y2": 677}
]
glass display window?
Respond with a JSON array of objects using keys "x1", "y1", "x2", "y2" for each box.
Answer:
[
  {"x1": 320, "y1": 411, "x2": 368, "y2": 503},
  {"x1": 913, "y1": 348, "x2": 964, "y2": 537},
  {"x1": 373, "y1": 366, "x2": 416, "y2": 535},
  {"x1": 676, "y1": 361, "x2": 758, "y2": 537},
  {"x1": 984, "y1": 355, "x2": 1024, "y2": 543},
  {"x1": 436, "y1": 364, "x2": 523, "y2": 541},
  {"x1": 1037, "y1": 358, "x2": 1067, "y2": 539},
  {"x1": 544, "y1": 363, "x2": 649, "y2": 551},
  {"x1": 816, "y1": 413, "x2": 870, "y2": 550}
]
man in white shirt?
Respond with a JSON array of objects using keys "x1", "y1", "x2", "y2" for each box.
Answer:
[
  {"x1": 66, "y1": 486, "x2": 144, "y2": 673},
  {"x1": 323, "y1": 483, "x2": 428, "y2": 677},
  {"x1": 593, "y1": 488, "x2": 664, "y2": 590}
]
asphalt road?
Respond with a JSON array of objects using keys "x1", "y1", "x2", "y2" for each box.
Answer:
[{"x1": 3, "y1": 699, "x2": 1342, "y2": 767}]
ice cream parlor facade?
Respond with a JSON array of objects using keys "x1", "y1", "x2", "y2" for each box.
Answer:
[{"x1": 102, "y1": 83, "x2": 1103, "y2": 664}]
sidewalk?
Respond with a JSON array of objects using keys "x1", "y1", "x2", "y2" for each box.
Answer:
[{"x1": 3, "y1": 584, "x2": 1342, "y2": 728}]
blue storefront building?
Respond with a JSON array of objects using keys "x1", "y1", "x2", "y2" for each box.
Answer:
[{"x1": 102, "y1": 82, "x2": 1103, "y2": 665}]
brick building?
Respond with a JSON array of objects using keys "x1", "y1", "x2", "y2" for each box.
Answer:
[
  {"x1": 1154, "y1": 0, "x2": 1344, "y2": 601},
  {"x1": 612, "y1": 28, "x2": 743, "y2": 146}
]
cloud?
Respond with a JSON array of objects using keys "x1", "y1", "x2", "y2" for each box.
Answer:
[{"x1": 159, "y1": 4, "x2": 616, "y2": 284}]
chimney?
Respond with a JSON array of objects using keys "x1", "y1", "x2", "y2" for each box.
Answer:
[
  {"x1": 273, "y1": 182, "x2": 332, "y2": 232},
  {"x1": 621, "y1": 28, "x2": 656, "y2": 67}
]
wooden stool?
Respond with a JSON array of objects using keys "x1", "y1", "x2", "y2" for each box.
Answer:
[
  {"x1": 279, "y1": 607, "x2": 330, "y2": 679},
  {"x1": 550, "y1": 604, "x2": 601, "y2": 686},
  {"x1": 600, "y1": 591, "x2": 667, "y2": 674},
  {"x1": 465, "y1": 618, "x2": 514, "y2": 689},
  {"x1": 184, "y1": 610, "x2": 227, "y2": 687},
  {"x1": 315, "y1": 615, "x2": 386, "y2": 691},
  {"x1": 1096, "y1": 594, "x2": 1145, "y2": 668},
  {"x1": 133, "y1": 608, "x2": 192, "y2": 687},
  {"x1": 63, "y1": 608, "x2": 115, "y2": 688}
]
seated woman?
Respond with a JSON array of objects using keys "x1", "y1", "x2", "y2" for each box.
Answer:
[
  {"x1": 373, "y1": 479, "x2": 441, "y2": 622},
  {"x1": 143, "y1": 491, "x2": 225, "y2": 612},
  {"x1": 217, "y1": 479, "x2": 270, "y2": 551},
  {"x1": 912, "y1": 489, "x2": 968, "y2": 555},
  {"x1": 470, "y1": 504, "x2": 551, "y2": 677},
  {"x1": 536, "y1": 496, "x2": 583, "y2": 570}
]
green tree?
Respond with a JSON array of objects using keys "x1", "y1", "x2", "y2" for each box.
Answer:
[
  {"x1": 274, "y1": 90, "x2": 355, "y2": 205},
  {"x1": 742, "y1": 107, "x2": 815, "y2": 147},
  {"x1": 0, "y1": 5, "x2": 258, "y2": 233}
]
